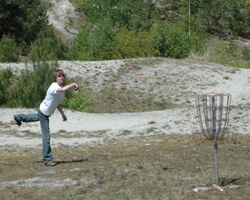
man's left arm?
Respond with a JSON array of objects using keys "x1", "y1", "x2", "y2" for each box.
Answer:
[{"x1": 57, "y1": 104, "x2": 67, "y2": 121}]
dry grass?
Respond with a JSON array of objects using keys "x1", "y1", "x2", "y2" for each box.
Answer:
[{"x1": 0, "y1": 134, "x2": 249, "y2": 200}]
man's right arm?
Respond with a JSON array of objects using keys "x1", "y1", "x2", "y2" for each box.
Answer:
[{"x1": 57, "y1": 83, "x2": 79, "y2": 92}]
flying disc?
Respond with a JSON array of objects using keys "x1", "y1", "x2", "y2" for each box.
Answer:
[
  {"x1": 55, "y1": 164, "x2": 61, "y2": 167},
  {"x1": 137, "y1": 76, "x2": 150, "y2": 78}
]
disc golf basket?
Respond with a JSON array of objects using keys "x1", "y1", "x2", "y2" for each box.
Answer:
[{"x1": 195, "y1": 93, "x2": 231, "y2": 188}]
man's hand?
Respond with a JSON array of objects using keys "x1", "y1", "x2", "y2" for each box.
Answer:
[
  {"x1": 62, "y1": 114, "x2": 67, "y2": 121},
  {"x1": 57, "y1": 83, "x2": 80, "y2": 92},
  {"x1": 57, "y1": 104, "x2": 67, "y2": 121},
  {"x1": 74, "y1": 84, "x2": 79, "y2": 91}
]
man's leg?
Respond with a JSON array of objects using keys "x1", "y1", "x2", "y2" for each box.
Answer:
[
  {"x1": 38, "y1": 110, "x2": 53, "y2": 165},
  {"x1": 14, "y1": 113, "x2": 39, "y2": 126}
]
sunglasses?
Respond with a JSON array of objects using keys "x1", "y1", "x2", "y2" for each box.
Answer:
[{"x1": 57, "y1": 75, "x2": 65, "y2": 78}]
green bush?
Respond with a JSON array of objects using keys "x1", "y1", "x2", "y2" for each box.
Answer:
[
  {"x1": 75, "y1": 19, "x2": 115, "y2": 61},
  {"x1": 64, "y1": 40, "x2": 81, "y2": 61},
  {"x1": 242, "y1": 47, "x2": 250, "y2": 61},
  {"x1": 6, "y1": 60, "x2": 57, "y2": 108},
  {"x1": 0, "y1": 0, "x2": 49, "y2": 46},
  {"x1": 0, "y1": 68, "x2": 13, "y2": 105},
  {"x1": 75, "y1": 24, "x2": 157, "y2": 61},
  {"x1": 153, "y1": 23, "x2": 191, "y2": 59},
  {"x1": 180, "y1": 0, "x2": 250, "y2": 39},
  {"x1": 179, "y1": 6, "x2": 208, "y2": 54},
  {"x1": 211, "y1": 41, "x2": 250, "y2": 68},
  {"x1": 30, "y1": 30, "x2": 69, "y2": 62},
  {"x1": 0, "y1": 35, "x2": 20, "y2": 62},
  {"x1": 111, "y1": 27, "x2": 156, "y2": 59},
  {"x1": 72, "y1": 0, "x2": 158, "y2": 31},
  {"x1": 61, "y1": 89, "x2": 96, "y2": 112},
  {"x1": 214, "y1": 42, "x2": 237, "y2": 66}
]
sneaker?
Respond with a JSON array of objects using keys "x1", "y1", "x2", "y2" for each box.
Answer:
[
  {"x1": 14, "y1": 115, "x2": 21, "y2": 126},
  {"x1": 45, "y1": 161, "x2": 57, "y2": 166}
]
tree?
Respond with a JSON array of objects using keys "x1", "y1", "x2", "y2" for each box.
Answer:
[
  {"x1": 180, "y1": 0, "x2": 250, "y2": 38},
  {"x1": 0, "y1": 0, "x2": 49, "y2": 45},
  {"x1": 73, "y1": 0, "x2": 159, "y2": 30}
]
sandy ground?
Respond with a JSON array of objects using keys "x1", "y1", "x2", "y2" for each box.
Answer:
[{"x1": 1, "y1": 57, "x2": 250, "y2": 149}]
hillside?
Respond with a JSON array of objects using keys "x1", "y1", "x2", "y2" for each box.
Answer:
[
  {"x1": 41, "y1": 0, "x2": 80, "y2": 42},
  {"x1": 1, "y1": 57, "x2": 250, "y2": 149}
]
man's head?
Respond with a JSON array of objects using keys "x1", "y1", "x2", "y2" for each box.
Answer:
[{"x1": 54, "y1": 69, "x2": 65, "y2": 82}]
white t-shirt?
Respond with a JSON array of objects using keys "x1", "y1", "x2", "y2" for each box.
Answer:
[{"x1": 39, "y1": 82, "x2": 65, "y2": 116}]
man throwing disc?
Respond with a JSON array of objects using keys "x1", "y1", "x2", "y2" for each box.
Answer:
[{"x1": 14, "y1": 69, "x2": 79, "y2": 166}]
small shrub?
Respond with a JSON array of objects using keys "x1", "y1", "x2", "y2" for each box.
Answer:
[
  {"x1": 6, "y1": 60, "x2": 57, "y2": 108},
  {"x1": 64, "y1": 40, "x2": 81, "y2": 61},
  {"x1": 111, "y1": 27, "x2": 156, "y2": 59},
  {"x1": 61, "y1": 89, "x2": 95, "y2": 112},
  {"x1": 75, "y1": 19, "x2": 116, "y2": 61},
  {"x1": 153, "y1": 23, "x2": 191, "y2": 59},
  {"x1": 242, "y1": 47, "x2": 250, "y2": 61},
  {"x1": 30, "y1": 30, "x2": 68, "y2": 61},
  {"x1": 214, "y1": 42, "x2": 237, "y2": 65},
  {"x1": 211, "y1": 41, "x2": 250, "y2": 68},
  {"x1": 0, "y1": 35, "x2": 20, "y2": 62},
  {"x1": 19, "y1": 41, "x2": 31, "y2": 57},
  {"x1": 0, "y1": 68, "x2": 13, "y2": 105}
]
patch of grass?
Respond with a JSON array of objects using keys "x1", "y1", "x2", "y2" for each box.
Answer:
[
  {"x1": 202, "y1": 37, "x2": 250, "y2": 69},
  {"x1": 0, "y1": 134, "x2": 249, "y2": 199},
  {"x1": 90, "y1": 86, "x2": 180, "y2": 113},
  {"x1": 21, "y1": 130, "x2": 40, "y2": 137}
]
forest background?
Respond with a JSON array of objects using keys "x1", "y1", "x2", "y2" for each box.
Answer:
[{"x1": 0, "y1": 0, "x2": 249, "y2": 111}]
